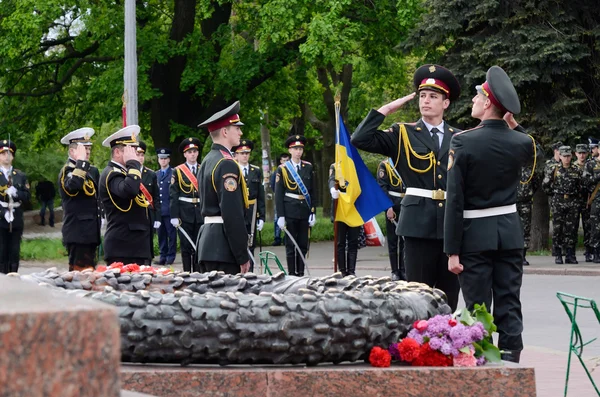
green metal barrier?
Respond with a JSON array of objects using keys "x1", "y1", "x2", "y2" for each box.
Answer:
[{"x1": 258, "y1": 251, "x2": 286, "y2": 276}]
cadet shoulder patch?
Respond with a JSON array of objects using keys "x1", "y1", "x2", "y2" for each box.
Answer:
[
  {"x1": 171, "y1": 175, "x2": 175, "y2": 184},
  {"x1": 447, "y1": 149, "x2": 455, "y2": 171},
  {"x1": 224, "y1": 177, "x2": 238, "y2": 192},
  {"x1": 276, "y1": 173, "x2": 280, "y2": 183},
  {"x1": 379, "y1": 168, "x2": 385, "y2": 179}
]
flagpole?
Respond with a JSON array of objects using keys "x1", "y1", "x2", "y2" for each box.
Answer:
[
  {"x1": 333, "y1": 97, "x2": 341, "y2": 274},
  {"x1": 124, "y1": 0, "x2": 138, "y2": 126}
]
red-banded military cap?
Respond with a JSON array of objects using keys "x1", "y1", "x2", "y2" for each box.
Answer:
[
  {"x1": 413, "y1": 64, "x2": 461, "y2": 102},
  {"x1": 476, "y1": 66, "x2": 521, "y2": 115},
  {"x1": 232, "y1": 139, "x2": 253, "y2": 153},
  {"x1": 60, "y1": 127, "x2": 95, "y2": 146},
  {"x1": 198, "y1": 101, "x2": 245, "y2": 132},
  {"x1": 179, "y1": 137, "x2": 202, "y2": 154},
  {"x1": 0, "y1": 140, "x2": 17, "y2": 154},
  {"x1": 285, "y1": 135, "x2": 307, "y2": 148}
]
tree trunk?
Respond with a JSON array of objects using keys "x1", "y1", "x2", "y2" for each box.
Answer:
[{"x1": 530, "y1": 189, "x2": 550, "y2": 251}]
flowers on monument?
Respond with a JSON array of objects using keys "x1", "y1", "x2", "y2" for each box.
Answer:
[
  {"x1": 95, "y1": 262, "x2": 173, "y2": 275},
  {"x1": 369, "y1": 346, "x2": 392, "y2": 368},
  {"x1": 372, "y1": 304, "x2": 501, "y2": 367}
]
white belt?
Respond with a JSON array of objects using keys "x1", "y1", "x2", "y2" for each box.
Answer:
[
  {"x1": 204, "y1": 216, "x2": 224, "y2": 224},
  {"x1": 285, "y1": 192, "x2": 305, "y2": 200},
  {"x1": 388, "y1": 191, "x2": 405, "y2": 198},
  {"x1": 463, "y1": 204, "x2": 517, "y2": 219},
  {"x1": 405, "y1": 187, "x2": 446, "y2": 200},
  {"x1": 179, "y1": 197, "x2": 200, "y2": 203}
]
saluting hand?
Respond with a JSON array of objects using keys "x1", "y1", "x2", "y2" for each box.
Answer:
[
  {"x1": 378, "y1": 92, "x2": 416, "y2": 116},
  {"x1": 123, "y1": 145, "x2": 138, "y2": 163},
  {"x1": 74, "y1": 144, "x2": 87, "y2": 161},
  {"x1": 503, "y1": 112, "x2": 518, "y2": 129},
  {"x1": 447, "y1": 254, "x2": 464, "y2": 275}
]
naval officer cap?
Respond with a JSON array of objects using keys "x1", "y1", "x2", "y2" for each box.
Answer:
[
  {"x1": 136, "y1": 141, "x2": 147, "y2": 154},
  {"x1": 413, "y1": 64, "x2": 461, "y2": 102},
  {"x1": 476, "y1": 65, "x2": 521, "y2": 115},
  {"x1": 232, "y1": 139, "x2": 254, "y2": 153},
  {"x1": 559, "y1": 146, "x2": 572, "y2": 156},
  {"x1": 156, "y1": 147, "x2": 171, "y2": 158},
  {"x1": 60, "y1": 127, "x2": 95, "y2": 146},
  {"x1": 102, "y1": 125, "x2": 141, "y2": 148},
  {"x1": 576, "y1": 144, "x2": 589, "y2": 153},
  {"x1": 0, "y1": 139, "x2": 17, "y2": 154},
  {"x1": 198, "y1": 101, "x2": 245, "y2": 132}
]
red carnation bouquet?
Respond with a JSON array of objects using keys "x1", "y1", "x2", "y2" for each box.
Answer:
[{"x1": 96, "y1": 262, "x2": 173, "y2": 275}]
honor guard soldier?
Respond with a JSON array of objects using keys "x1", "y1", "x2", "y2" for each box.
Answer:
[
  {"x1": 275, "y1": 135, "x2": 316, "y2": 276},
  {"x1": 542, "y1": 146, "x2": 582, "y2": 264},
  {"x1": 0, "y1": 140, "x2": 30, "y2": 274},
  {"x1": 573, "y1": 143, "x2": 594, "y2": 261},
  {"x1": 445, "y1": 66, "x2": 537, "y2": 363},
  {"x1": 169, "y1": 137, "x2": 203, "y2": 272},
  {"x1": 351, "y1": 64, "x2": 461, "y2": 310},
  {"x1": 377, "y1": 158, "x2": 407, "y2": 280},
  {"x1": 99, "y1": 125, "x2": 152, "y2": 266},
  {"x1": 232, "y1": 139, "x2": 265, "y2": 270},
  {"x1": 136, "y1": 141, "x2": 161, "y2": 264},
  {"x1": 58, "y1": 128, "x2": 101, "y2": 271},
  {"x1": 155, "y1": 148, "x2": 176, "y2": 265},
  {"x1": 196, "y1": 101, "x2": 251, "y2": 274}
]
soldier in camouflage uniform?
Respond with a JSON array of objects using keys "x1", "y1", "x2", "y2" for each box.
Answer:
[
  {"x1": 517, "y1": 165, "x2": 541, "y2": 266},
  {"x1": 573, "y1": 144, "x2": 594, "y2": 261},
  {"x1": 543, "y1": 141, "x2": 562, "y2": 256},
  {"x1": 542, "y1": 146, "x2": 582, "y2": 264},
  {"x1": 586, "y1": 152, "x2": 600, "y2": 263}
]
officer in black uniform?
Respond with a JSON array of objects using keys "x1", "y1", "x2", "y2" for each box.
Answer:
[
  {"x1": 377, "y1": 158, "x2": 407, "y2": 280},
  {"x1": 155, "y1": 148, "x2": 176, "y2": 265},
  {"x1": 232, "y1": 139, "x2": 265, "y2": 270},
  {"x1": 170, "y1": 137, "x2": 203, "y2": 272},
  {"x1": 58, "y1": 128, "x2": 101, "y2": 271},
  {"x1": 136, "y1": 141, "x2": 161, "y2": 264},
  {"x1": 445, "y1": 66, "x2": 536, "y2": 363},
  {"x1": 351, "y1": 64, "x2": 461, "y2": 310},
  {"x1": 275, "y1": 135, "x2": 316, "y2": 276},
  {"x1": 0, "y1": 140, "x2": 30, "y2": 274},
  {"x1": 196, "y1": 101, "x2": 250, "y2": 275},
  {"x1": 99, "y1": 125, "x2": 151, "y2": 265}
]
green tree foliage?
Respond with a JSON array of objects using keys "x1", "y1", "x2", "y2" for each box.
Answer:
[{"x1": 406, "y1": 0, "x2": 600, "y2": 148}]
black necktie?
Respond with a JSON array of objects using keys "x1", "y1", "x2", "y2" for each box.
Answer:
[
  {"x1": 297, "y1": 165, "x2": 301, "y2": 172},
  {"x1": 191, "y1": 166, "x2": 196, "y2": 175},
  {"x1": 244, "y1": 167, "x2": 248, "y2": 177},
  {"x1": 431, "y1": 127, "x2": 440, "y2": 152}
]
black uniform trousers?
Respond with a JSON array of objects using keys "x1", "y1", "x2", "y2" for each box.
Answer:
[
  {"x1": 386, "y1": 204, "x2": 405, "y2": 279},
  {"x1": 458, "y1": 249, "x2": 524, "y2": 352},
  {"x1": 203, "y1": 261, "x2": 240, "y2": 275},
  {"x1": 0, "y1": 228, "x2": 23, "y2": 273},
  {"x1": 335, "y1": 221, "x2": 360, "y2": 276},
  {"x1": 179, "y1": 221, "x2": 201, "y2": 272},
  {"x1": 404, "y1": 237, "x2": 460, "y2": 311},
  {"x1": 284, "y1": 217, "x2": 309, "y2": 276},
  {"x1": 157, "y1": 215, "x2": 177, "y2": 264}
]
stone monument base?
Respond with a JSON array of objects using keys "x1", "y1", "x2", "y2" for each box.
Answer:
[{"x1": 121, "y1": 362, "x2": 536, "y2": 397}]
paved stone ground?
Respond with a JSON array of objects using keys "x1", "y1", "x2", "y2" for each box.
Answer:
[{"x1": 18, "y1": 229, "x2": 600, "y2": 397}]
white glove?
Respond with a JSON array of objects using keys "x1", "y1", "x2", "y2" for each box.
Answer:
[
  {"x1": 153, "y1": 221, "x2": 161, "y2": 229},
  {"x1": 308, "y1": 214, "x2": 316, "y2": 227},
  {"x1": 4, "y1": 211, "x2": 14, "y2": 223},
  {"x1": 330, "y1": 187, "x2": 339, "y2": 199},
  {"x1": 257, "y1": 219, "x2": 264, "y2": 231},
  {"x1": 170, "y1": 218, "x2": 180, "y2": 227},
  {"x1": 6, "y1": 186, "x2": 17, "y2": 198},
  {"x1": 277, "y1": 217, "x2": 285, "y2": 229}
]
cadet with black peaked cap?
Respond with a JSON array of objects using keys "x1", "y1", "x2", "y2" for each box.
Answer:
[
  {"x1": 0, "y1": 140, "x2": 30, "y2": 274},
  {"x1": 196, "y1": 101, "x2": 250, "y2": 274},
  {"x1": 274, "y1": 135, "x2": 316, "y2": 276},
  {"x1": 351, "y1": 64, "x2": 461, "y2": 310},
  {"x1": 99, "y1": 125, "x2": 152, "y2": 266},
  {"x1": 135, "y1": 141, "x2": 161, "y2": 264},
  {"x1": 444, "y1": 65, "x2": 537, "y2": 363},
  {"x1": 155, "y1": 148, "x2": 176, "y2": 265},
  {"x1": 169, "y1": 137, "x2": 203, "y2": 272},
  {"x1": 232, "y1": 139, "x2": 265, "y2": 271},
  {"x1": 58, "y1": 128, "x2": 102, "y2": 271}
]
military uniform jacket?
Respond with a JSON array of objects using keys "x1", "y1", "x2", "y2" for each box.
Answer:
[
  {"x1": 444, "y1": 119, "x2": 535, "y2": 255},
  {"x1": 99, "y1": 160, "x2": 151, "y2": 259},
  {"x1": 0, "y1": 168, "x2": 30, "y2": 230},
  {"x1": 573, "y1": 160, "x2": 594, "y2": 203},
  {"x1": 169, "y1": 163, "x2": 202, "y2": 225},
  {"x1": 275, "y1": 160, "x2": 315, "y2": 220},
  {"x1": 197, "y1": 144, "x2": 249, "y2": 265},
  {"x1": 156, "y1": 167, "x2": 173, "y2": 217},
  {"x1": 243, "y1": 164, "x2": 266, "y2": 226},
  {"x1": 351, "y1": 110, "x2": 461, "y2": 239},
  {"x1": 58, "y1": 158, "x2": 101, "y2": 245},
  {"x1": 141, "y1": 166, "x2": 160, "y2": 223},
  {"x1": 377, "y1": 160, "x2": 406, "y2": 208},
  {"x1": 542, "y1": 164, "x2": 582, "y2": 198}
]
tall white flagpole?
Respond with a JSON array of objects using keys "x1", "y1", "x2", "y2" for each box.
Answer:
[{"x1": 124, "y1": 0, "x2": 138, "y2": 126}]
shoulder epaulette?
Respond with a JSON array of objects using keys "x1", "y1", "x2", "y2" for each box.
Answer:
[
  {"x1": 454, "y1": 125, "x2": 484, "y2": 137},
  {"x1": 113, "y1": 166, "x2": 126, "y2": 174},
  {"x1": 250, "y1": 164, "x2": 260, "y2": 169},
  {"x1": 220, "y1": 150, "x2": 233, "y2": 160},
  {"x1": 301, "y1": 160, "x2": 312, "y2": 165}
]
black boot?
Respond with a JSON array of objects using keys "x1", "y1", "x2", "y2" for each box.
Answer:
[
  {"x1": 286, "y1": 255, "x2": 296, "y2": 276},
  {"x1": 501, "y1": 350, "x2": 521, "y2": 363},
  {"x1": 523, "y1": 248, "x2": 529, "y2": 266},
  {"x1": 585, "y1": 246, "x2": 593, "y2": 262},
  {"x1": 337, "y1": 249, "x2": 348, "y2": 277},
  {"x1": 296, "y1": 253, "x2": 305, "y2": 277},
  {"x1": 555, "y1": 247, "x2": 563, "y2": 264},
  {"x1": 9, "y1": 263, "x2": 18, "y2": 273},
  {"x1": 347, "y1": 250, "x2": 357, "y2": 276},
  {"x1": 182, "y1": 254, "x2": 192, "y2": 272},
  {"x1": 565, "y1": 248, "x2": 578, "y2": 264}
]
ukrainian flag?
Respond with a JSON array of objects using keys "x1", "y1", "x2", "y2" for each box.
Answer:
[{"x1": 334, "y1": 112, "x2": 392, "y2": 227}]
